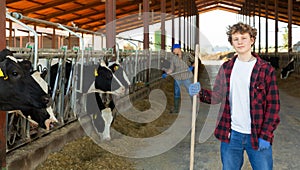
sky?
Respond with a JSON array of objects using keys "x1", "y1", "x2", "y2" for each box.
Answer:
[{"x1": 199, "y1": 10, "x2": 237, "y2": 47}]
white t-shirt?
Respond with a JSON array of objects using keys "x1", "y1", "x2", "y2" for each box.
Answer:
[{"x1": 229, "y1": 57, "x2": 256, "y2": 134}]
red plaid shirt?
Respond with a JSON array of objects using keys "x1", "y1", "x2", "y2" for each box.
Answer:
[{"x1": 199, "y1": 53, "x2": 280, "y2": 150}]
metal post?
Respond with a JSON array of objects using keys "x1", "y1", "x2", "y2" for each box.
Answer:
[
  {"x1": 58, "y1": 24, "x2": 84, "y2": 93},
  {"x1": 6, "y1": 12, "x2": 39, "y2": 69}
]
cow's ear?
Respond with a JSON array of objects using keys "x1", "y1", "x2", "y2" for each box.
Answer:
[
  {"x1": 0, "y1": 48, "x2": 13, "y2": 62},
  {"x1": 0, "y1": 60, "x2": 7, "y2": 79},
  {"x1": 94, "y1": 68, "x2": 98, "y2": 77},
  {"x1": 114, "y1": 65, "x2": 119, "y2": 71},
  {"x1": 19, "y1": 60, "x2": 33, "y2": 72}
]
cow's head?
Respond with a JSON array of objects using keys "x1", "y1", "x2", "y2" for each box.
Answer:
[
  {"x1": 0, "y1": 49, "x2": 50, "y2": 111},
  {"x1": 280, "y1": 57, "x2": 295, "y2": 79},
  {"x1": 94, "y1": 60, "x2": 128, "y2": 95},
  {"x1": 108, "y1": 62, "x2": 130, "y2": 89}
]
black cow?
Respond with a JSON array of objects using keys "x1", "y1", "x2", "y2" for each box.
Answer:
[
  {"x1": 19, "y1": 106, "x2": 57, "y2": 130},
  {"x1": 20, "y1": 71, "x2": 57, "y2": 130},
  {"x1": 24, "y1": 60, "x2": 73, "y2": 130},
  {"x1": 0, "y1": 49, "x2": 57, "y2": 130},
  {"x1": 21, "y1": 60, "x2": 73, "y2": 130},
  {"x1": 85, "y1": 60, "x2": 130, "y2": 140},
  {"x1": 47, "y1": 61, "x2": 73, "y2": 95},
  {"x1": 0, "y1": 49, "x2": 50, "y2": 111},
  {"x1": 261, "y1": 55, "x2": 280, "y2": 69},
  {"x1": 281, "y1": 57, "x2": 295, "y2": 79}
]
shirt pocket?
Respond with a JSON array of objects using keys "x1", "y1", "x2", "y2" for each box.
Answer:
[{"x1": 253, "y1": 81, "x2": 266, "y2": 103}]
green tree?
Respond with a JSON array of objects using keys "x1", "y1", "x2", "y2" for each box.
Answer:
[{"x1": 282, "y1": 28, "x2": 288, "y2": 48}]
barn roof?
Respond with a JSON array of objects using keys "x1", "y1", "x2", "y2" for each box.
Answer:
[{"x1": 6, "y1": 0, "x2": 300, "y2": 35}]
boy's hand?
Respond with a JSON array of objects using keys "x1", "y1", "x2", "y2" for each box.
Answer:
[
  {"x1": 189, "y1": 82, "x2": 201, "y2": 96},
  {"x1": 258, "y1": 138, "x2": 270, "y2": 151}
]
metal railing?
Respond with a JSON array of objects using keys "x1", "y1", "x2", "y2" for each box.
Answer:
[{"x1": 5, "y1": 47, "x2": 178, "y2": 152}]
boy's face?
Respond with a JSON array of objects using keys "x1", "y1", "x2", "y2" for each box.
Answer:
[{"x1": 231, "y1": 32, "x2": 254, "y2": 55}]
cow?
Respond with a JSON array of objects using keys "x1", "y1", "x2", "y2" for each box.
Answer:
[
  {"x1": 84, "y1": 59, "x2": 130, "y2": 140},
  {"x1": 0, "y1": 49, "x2": 57, "y2": 130},
  {"x1": 261, "y1": 55, "x2": 280, "y2": 69},
  {"x1": 0, "y1": 48, "x2": 50, "y2": 111},
  {"x1": 47, "y1": 60, "x2": 73, "y2": 95},
  {"x1": 281, "y1": 57, "x2": 295, "y2": 79},
  {"x1": 19, "y1": 59, "x2": 74, "y2": 130},
  {"x1": 20, "y1": 71, "x2": 58, "y2": 130}
]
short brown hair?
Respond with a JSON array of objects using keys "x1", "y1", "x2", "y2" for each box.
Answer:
[{"x1": 226, "y1": 22, "x2": 257, "y2": 45}]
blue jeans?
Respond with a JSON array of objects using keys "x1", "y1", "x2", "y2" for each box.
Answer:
[
  {"x1": 174, "y1": 79, "x2": 192, "y2": 99},
  {"x1": 221, "y1": 130, "x2": 273, "y2": 170}
]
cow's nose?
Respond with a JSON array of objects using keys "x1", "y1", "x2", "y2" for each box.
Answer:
[{"x1": 120, "y1": 86, "x2": 125, "y2": 93}]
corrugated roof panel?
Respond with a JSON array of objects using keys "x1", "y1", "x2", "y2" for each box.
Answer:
[
  {"x1": 7, "y1": 1, "x2": 40, "y2": 11},
  {"x1": 56, "y1": 2, "x2": 81, "y2": 10}
]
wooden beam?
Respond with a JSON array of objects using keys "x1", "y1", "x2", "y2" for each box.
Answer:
[
  {"x1": 22, "y1": 0, "x2": 75, "y2": 15},
  {"x1": 0, "y1": 0, "x2": 6, "y2": 168}
]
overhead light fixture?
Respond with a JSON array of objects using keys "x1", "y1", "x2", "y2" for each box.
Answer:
[
  {"x1": 138, "y1": 3, "x2": 142, "y2": 20},
  {"x1": 152, "y1": 9, "x2": 154, "y2": 22},
  {"x1": 70, "y1": 21, "x2": 78, "y2": 29}
]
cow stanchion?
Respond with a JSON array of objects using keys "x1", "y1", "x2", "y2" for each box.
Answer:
[{"x1": 190, "y1": 44, "x2": 200, "y2": 170}]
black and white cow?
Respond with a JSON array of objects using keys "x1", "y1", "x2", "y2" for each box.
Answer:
[
  {"x1": 20, "y1": 71, "x2": 57, "y2": 130},
  {"x1": 85, "y1": 60, "x2": 130, "y2": 140},
  {"x1": 0, "y1": 48, "x2": 50, "y2": 111},
  {"x1": 281, "y1": 57, "x2": 295, "y2": 79},
  {"x1": 21, "y1": 59, "x2": 74, "y2": 130},
  {"x1": 0, "y1": 49, "x2": 57, "y2": 130}
]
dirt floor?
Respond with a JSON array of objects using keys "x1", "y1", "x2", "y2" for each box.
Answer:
[
  {"x1": 36, "y1": 58, "x2": 300, "y2": 170},
  {"x1": 36, "y1": 75, "x2": 179, "y2": 170}
]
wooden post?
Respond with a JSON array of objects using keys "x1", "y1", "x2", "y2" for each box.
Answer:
[
  {"x1": 171, "y1": 0, "x2": 175, "y2": 46},
  {"x1": 161, "y1": 0, "x2": 166, "y2": 50},
  {"x1": 0, "y1": 0, "x2": 7, "y2": 169},
  {"x1": 189, "y1": 44, "x2": 200, "y2": 170},
  {"x1": 288, "y1": 0, "x2": 293, "y2": 53},
  {"x1": 275, "y1": 0, "x2": 278, "y2": 55},
  {"x1": 143, "y1": 0, "x2": 149, "y2": 50},
  {"x1": 105, "y1": 0, "x2": 116, "y2": 49}
]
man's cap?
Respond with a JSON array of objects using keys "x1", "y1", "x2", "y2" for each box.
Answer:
[{"x1": 172, "y1": 44, "x2": 181, "y2": 50}]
